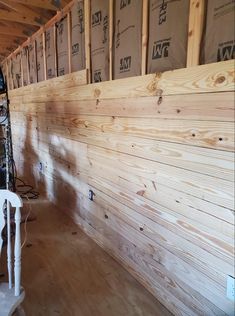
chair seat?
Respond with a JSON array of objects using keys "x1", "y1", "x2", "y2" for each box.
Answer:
[{"x1": 0, "y1": 283, "x2": 25, "y2": 316}]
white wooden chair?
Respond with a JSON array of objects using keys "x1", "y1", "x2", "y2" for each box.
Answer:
[{"x1": 0, "y1": 190, "x2": 25, "y2": 316}]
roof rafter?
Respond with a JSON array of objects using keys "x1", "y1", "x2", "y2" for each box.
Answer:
[
  {"x1": 0, "y1": 25, "x2": 29, "y2": 38},
  {"x1": 0, "y1": 0, "x2": 47, "y2": 26},
  {"x1": 9, "y1": 0, "x2": 68, "y2": 11}
]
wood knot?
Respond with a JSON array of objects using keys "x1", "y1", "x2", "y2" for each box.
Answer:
[
  {"x1": 94, "y1": 88, "x2": 101, "y2": 98},
  {"x1": 155, "y1": 72, "x2": 162, "y2": 79},
  {"x1": 137, "y1": 190, "x2": 145, "y2": 196},
  {"x1": 157, "y1": 96, "x2": 163, "y2": 105},
  {"x1": 147, "y1": 73, "x2": 162, "y2": 94},
  {"x1": 215, "y1": 76, "x2": 226, "y2": 85},
  {"x1": 157, "y1": 89, "x2": 163, "y2": 105}
]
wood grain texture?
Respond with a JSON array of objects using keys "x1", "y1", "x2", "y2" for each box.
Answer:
[
  {"x1": 9, "y1": 60, "x2": 235, "y2": 102},
  {"x1": 187, "y1": 0, "x2": 205, "y2": 67},
  {"x1": 11, "y1": 91, "x2": 235, "y2": 121},
  {"x1": 141, "y1": 0, "x2": 148, "y2": 75},
  {"x1": 11, "y1": 112, "x2": 235, "y2": 152},
  {"x1": 11, "y1": 122, "x2": 234, "y2": 182},
  {"x1": 9, "y1": 62, "x2": 235, "y2": 316}
]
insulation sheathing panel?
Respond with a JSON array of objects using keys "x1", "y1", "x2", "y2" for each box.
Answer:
[
  {"x1": 71, "y1": 0, "x2": 86, "y2": 72},
  {"x1": 202, "y1": 0, "x2": 235, "y2": 64},
  {"x1": 91, "y1": 0, "x2": 110, "y2": 82},
  {"x1": 28, "y1": 42, "x2": 37, "y2": 84},
  {"x1": 36, "y1": 34, "x2": 45, "y2": 82},
  {"x1": 21, "y1": 47, "x2": 28, "y2": 86},
  {"x1": 56, "y1": 16, "x2": 69, "y2": 76},
  {"x1": 46, "y1": 27, "x2": 56, "y2": 79},
  {"x1": 113, "y1": 0, "x2": 142, "y2": 79},
  {"x1": 12, "y1": 53, "x2": 22, "y2": 89},
  {"x1": 147, "y1": 0, "x2": 190, "y2": 73}
]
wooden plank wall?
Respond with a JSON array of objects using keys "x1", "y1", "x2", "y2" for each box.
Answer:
[{"x1": 9, "y1": 60, "x2": 235, "y2": 315}]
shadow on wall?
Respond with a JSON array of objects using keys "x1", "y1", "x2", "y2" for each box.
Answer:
[{"x1": 19, "y1": 99, "x2": 79, "y2": 214}]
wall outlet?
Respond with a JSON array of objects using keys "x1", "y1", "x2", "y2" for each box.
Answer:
[{"x1": 227, "y1": 275, "x2": 235, "y2": 301}]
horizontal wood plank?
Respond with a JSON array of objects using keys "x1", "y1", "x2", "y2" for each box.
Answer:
[
  {"x1": 10, "y1": 91, "x2": 235, "y2": 122},
  {"x1": 9, "y1": 59, "x2": 235, "y2": 316},
  {"x1": 9, "y1": 60, "x2": 235, "y2": 102}
]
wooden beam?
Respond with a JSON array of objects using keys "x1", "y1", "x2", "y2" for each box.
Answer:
[
  {"x1": 8, "y1": 58, "x2": 13, "y2": 89},
  {"x1": 53, "y1": 23, "x2": 57, "y2": 77},
  {"x1": 0, "y1": 34, "x2": 24, "y2": 43},
  {"x1": 84, "y1": 0, "x2": 91, "y2": 83},
  {"x1": 42, "y1": 31, "x2": 46, "y2": 80},
  {"x1": 0, "y1": 20, "x2": 38, "y2": 36},
  {"x1": 0, "y1": 25, "x2": 28, "y2": 38},
  {"x1": 42, "y1": 0, "x2": 74, "y2": 29},
  {"x1": 141, "y1": 0, "x2": 148, "y2": 75},
  {"x1": 67, "y1": 11, "x2": 71, "y2": 74},
  {"x1": 0, "y1": 39, "x2": 20, "y2": 46},
  {"x1": 187, "y1": 0, "x2": 205, "y2": 67},
  {"x1": 0, "y1": 9, "x2": 43, "y2": 26},
  {"x1": 2, "y1": 0, "x2": 75, "y2": 63},
  {"x1": 5, "y1": 59, "x2": 10, "y2": 89},
  {"x1": 1, "y1": 0, "x2": 51, "y2": 23},
  {"x1": 9, "y1": 0, "x2": 63, "y2": 11},
  {"x1": 109, "y1": 0, "x2": 113, "y2": 80},
  {"x1": 0, "y1": 42, "x2": 18, "y2": 50},
  {"x1": 20, "y1": 51, "x2": 24, "y2": 86}
]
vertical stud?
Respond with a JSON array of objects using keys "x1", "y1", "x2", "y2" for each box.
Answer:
[
  {"x1": 42, "y1": 31, "x2": 47, "y2": 80},
  {"x1": 84, "y1": 0, "x2": 91, "y2": 83},
  {"x1": 54, "y1": 23, "x2": 58, "y2": 77},
  {"x1": 141, "y1": 0, "x2": 148, "y2": 75},
  {"x1": 67, "y1": 11, "x2": 72, "y2": 74},
  {"x1": 187, "y1": 0, "x2": 205, "y2": 67},
  {"x1": 109, "y1": 0, "x2": 113, "y2": 80},
  {"x1": 20, "y1": 52, "x2": 24, "y2": 87}
]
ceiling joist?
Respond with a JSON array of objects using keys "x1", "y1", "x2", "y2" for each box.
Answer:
[
  {"x1": 9, "y1": 0, "x2": 68, "y2": 11},
  {"x1": 0, "y1": 10, "x2": 42, "y2": 26},
  {"x1": 0, "y1": 0, "x2": 71, "y2": 60},
  {"x1": 0, "y1": 25, "x2": 29, "y2": 38},
  {"x1": 0, "y1": 0, "x2": 47, "y2": 26}
]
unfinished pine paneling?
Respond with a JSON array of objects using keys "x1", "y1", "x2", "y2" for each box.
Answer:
[{"x1": 9, "y1": 61, "x2": 235, "y2": 316}]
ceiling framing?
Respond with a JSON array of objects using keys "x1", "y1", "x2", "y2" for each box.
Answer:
[{"x1": 0, "y1": 0, "x2": 71, "y2": 62}]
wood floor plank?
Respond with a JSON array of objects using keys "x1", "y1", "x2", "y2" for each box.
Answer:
[{"x1": 0, "y1": 200, "x2": 171, "y2": 316}]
